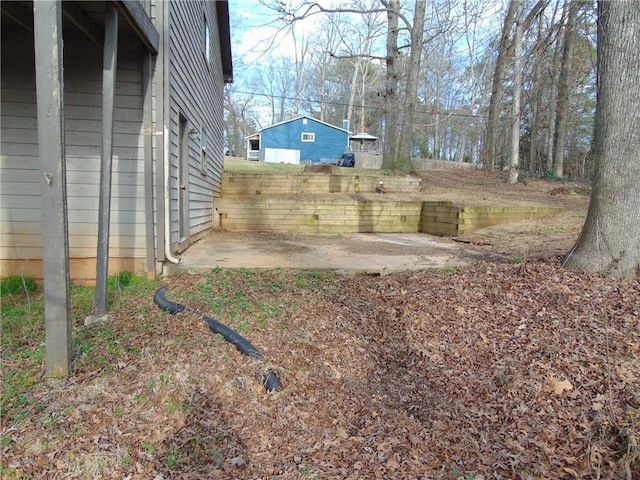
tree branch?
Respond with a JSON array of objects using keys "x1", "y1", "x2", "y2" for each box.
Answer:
[{"x1": 327, "y1": 51, "x2": 386, "y2": 61}]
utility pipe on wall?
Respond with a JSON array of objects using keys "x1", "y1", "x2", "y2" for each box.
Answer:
[{"x1": 161, "y1": 0, "x2": 179, "y2": 265}]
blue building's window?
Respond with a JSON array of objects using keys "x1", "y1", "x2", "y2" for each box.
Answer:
[{"x1": 301, "y1": 132, "x2": 315, "y2": 142}]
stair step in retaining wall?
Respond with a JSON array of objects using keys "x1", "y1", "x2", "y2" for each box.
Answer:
[{"x1": 222, "y1": 172, "x2": 422, "y2": 195}]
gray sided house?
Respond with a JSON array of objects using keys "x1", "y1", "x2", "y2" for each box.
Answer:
[
  {"x1": 247, "y1": 115, "x2": 350, "y2": 164},
  {"x1": 0, "y1": 0, "x2": 232, "y2": 283}
]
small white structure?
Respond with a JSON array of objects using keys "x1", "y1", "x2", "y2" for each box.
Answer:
[{"x1": 350, "y1": 133, "x2": 380, "y2": 153}]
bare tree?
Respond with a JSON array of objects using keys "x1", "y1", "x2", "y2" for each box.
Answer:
[
  {"x1": 486, "y1": 1, "x2": 517, "y2": 172},
  {"x1": 563, "y1": 0, "x2": 640, "y2": 278},
  {"x1": 552, "y1": 0, "x2": 583, "y2": 177},
  {"x1": 396, "y1": 0, "x2": 425, "y2": 169},
  {"x1": 381, "y1": 0, "x2": 401, "y2": 169},
  {"x1": 508, "y1": 1, "x2": 524, "y2": 184},
  {"x1": 527, "y1": 0, "x2": 562, "y2": 175},
  {"x1": 487, "y1": 0, "x2": 547, "y2": 176}
]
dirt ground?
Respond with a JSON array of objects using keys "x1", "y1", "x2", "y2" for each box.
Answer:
[
  {"x1": 4, "y1": 170, "x2": 639, "y2": 480},
  {"x1": 416, "y1": 169, "x2": 591, "y2": 260}
]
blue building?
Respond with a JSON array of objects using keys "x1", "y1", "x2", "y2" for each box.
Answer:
[{"x1": 246, "y1": 115, "x2": 350, "y2": 164}]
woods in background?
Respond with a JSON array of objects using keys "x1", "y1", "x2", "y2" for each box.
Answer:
[{"x1": 227, "y1": 0, "x2": 597, "y2": 178}]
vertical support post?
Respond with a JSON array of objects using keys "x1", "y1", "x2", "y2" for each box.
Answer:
[
  {"x1": 95, "y1": 7, "x2": 119, "y2": 315},
  {"x1": 34, "y1": 0, "x2": 71, "y2": 378},
  {"x1": 142, "y1": 52, "x2": 156, "y2": 276}
]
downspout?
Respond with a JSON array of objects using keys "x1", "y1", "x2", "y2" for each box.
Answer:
[
  {"x1": 162, "y1": 0, "x2": 179, "y2": 264},
  {"x1": 163, "y1": 125, "x2": 179, "y2": 264}
]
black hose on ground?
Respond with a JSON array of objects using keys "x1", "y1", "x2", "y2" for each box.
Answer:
[
  {"x1": 153, "y1": 286, "x2": 186, "y2": 314},
  {"x1": 153, "y1": 286, "x2": 283, "y2": 392},
  {"x1": 201, "y1": 314, "x2": 263, "y2": 360}
]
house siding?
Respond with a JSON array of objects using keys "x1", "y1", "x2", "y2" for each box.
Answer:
[
  {"x1": 261, "y1": 117, "x2": 349, "y2": 163},
  {"x1": 0, "y1": 25, "x2": 147, "y2": 280},
  {"x1": 167, "y1": 0, "x2": 225, "y2": 251}
]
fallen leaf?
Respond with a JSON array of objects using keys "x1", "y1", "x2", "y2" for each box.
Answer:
[{"x1": 548, "y1": 378, "x2": 573, "y2": 395}]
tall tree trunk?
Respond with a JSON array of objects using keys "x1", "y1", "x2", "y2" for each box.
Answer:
[
  {"x1": 528, "y1": 14, "x2": 543, "y2": 175},
  {"x1": 360, "y1": 66, "x2": 367, "y2": 131},
  {"x1": 508, "y1": 4, "x2": 524, "y2": 184},
  {"x1": 382, "y1": 0, "x2": 400, "y2": 170},
  {"x1": 545, "y1": 20, "x2": 562, "y2": 172},
  {"x1": 486, "y1": 0, "x2": 517, "y2": 172},
  {"x1": 346, "y1": 59, "x2": 360, "y2": 130},
  {"x1": 397, "y1": 0, "x2": 426, "y2": 172},
  {"x1": 552, "y1": 0, "x2": 581, "y2": 177},
  {"x1": 433, "y1": 74, "x2": 441, "y2": 159},
  {"x1": 564, "y1": 1, "x2": 640, "y2": 278}
]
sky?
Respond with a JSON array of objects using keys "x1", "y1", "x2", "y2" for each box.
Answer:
[
  {"x1": 227, "y1": 0, "x2": 508, "y2": 127},
  {"x1": 229, "y1": 0, "x2": 325, "y2": 82},
  {"x1": 228, "y1": 0, "x2": 331, "y2": 126}
]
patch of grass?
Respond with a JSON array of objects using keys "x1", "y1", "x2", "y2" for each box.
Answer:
[
  {"x1": 0, "y1": 465, "x2": 25, "y2": 479},
  {"x1": 1, "y1": 273, "x2": 157, "y2": 429},
  {"x1": 1, "y1": 281, "x2": 45, "y2": 424},
  {"x1": 121, "y1": 448, "x2": 132, "y2": 470},
  {"x1": 509, "y1": 257, "x2": 524, "y2": 264},
  {"x1": 142, "y1": 442, "x2": 156, "y2": 454},
  {"x1": 435, "y1": 265, "x2": 458, "y2": 274},
  {"x1": 0, "y1": 276, "x2": 39, "y2": 296},
  {"x1": 163, "y1": 444, "x2": 183, "y2": 469},
  {"x1": 166, "y1": 399, "x2": 180, "y2": 414},
  {"x1": 295, "y1": 270, "x2": 329, "y2": 288},
  {"x1": 176, "y1": 270, "x2": 337, "y2": 334},
  {"x1": 70, "y1": 282, "x2": 95, "y2": 318},
  {"x1": 542, "y1": 225, "x2": 574, "y2": 234}
]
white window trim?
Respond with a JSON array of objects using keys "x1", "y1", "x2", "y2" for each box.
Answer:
[
  {"x1": 301, "y1": 132, "x2": 315, "y2": 142},
  {"x1": 200, "y1": 127, "x2": 207, "y2": 175},
  {"x1": 204, "y1": 14, "x2": 211, "y2": 65}
]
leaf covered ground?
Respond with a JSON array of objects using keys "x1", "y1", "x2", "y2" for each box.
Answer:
[
  {"x1": 2, "y1": 261, "x2": 639, "y2": 479},
  {"x1": 2, "y1": 171, "x2": 638, "y2": 479}
]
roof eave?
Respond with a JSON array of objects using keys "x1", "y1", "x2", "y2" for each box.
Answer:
[{"x1": 216, "y1": 1, "x2": 233, "y2": 83}]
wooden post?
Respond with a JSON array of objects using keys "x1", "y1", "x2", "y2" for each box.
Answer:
[
  {"x1": 33, "y1": 0, "x2": 71, "y2": 378},
  {"x1": 143, "y1": 53, "x2": 156, "y2": 276},
  {"x1": 94, "y1": 7, "x2": 119, "y2": 315}
]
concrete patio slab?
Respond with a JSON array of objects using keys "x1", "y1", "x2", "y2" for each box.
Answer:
[{"x1": 163, "y1": 230, "x2": 495, "y2": 276}]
